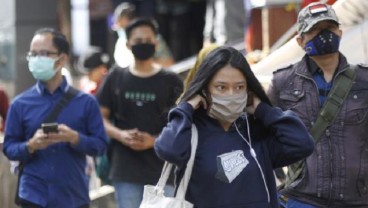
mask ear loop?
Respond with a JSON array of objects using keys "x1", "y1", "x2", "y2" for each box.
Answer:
[
  {"x1": 53, "y1": 56, "x2": 63, "y2": 73},
  {"x1": 234, "y1": 116, "x2": 270, "y2": 204}
]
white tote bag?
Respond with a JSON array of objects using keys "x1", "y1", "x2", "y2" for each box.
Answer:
[{"x1": 139, "y1": 124, "x2": 198, "y2": 208}]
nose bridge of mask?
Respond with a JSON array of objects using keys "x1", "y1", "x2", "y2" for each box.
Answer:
[
  {"x1": 29, "y1": 56, "x2": 55, "y2": 68},
  {"x1": 212, "y1": 93, "x2": 248, "y2": 104}
]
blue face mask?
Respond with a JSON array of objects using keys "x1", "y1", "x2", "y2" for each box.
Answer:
[
  {"x1": 304, "y1": 29, "x2": 340, "y2": 56},
  {"x1": 28, "y1": 56, "x2": 59, "y2": 81}
]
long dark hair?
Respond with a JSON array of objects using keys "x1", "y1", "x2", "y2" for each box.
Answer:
[{"x1": 179, "y1": 46, "x2": 271, "y2": 106}]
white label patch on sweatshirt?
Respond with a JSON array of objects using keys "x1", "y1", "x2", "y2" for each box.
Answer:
[{"x1": 215, "y1": 150, "x2": 248, "y2": 183}]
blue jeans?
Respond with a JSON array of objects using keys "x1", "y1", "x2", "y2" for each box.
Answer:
[
  {"x1": 286, "y1": 198, "x2": 318, "y2": 208},
  {"x1": 113, "y1": 181, "x2": 175, "y2": 208}
]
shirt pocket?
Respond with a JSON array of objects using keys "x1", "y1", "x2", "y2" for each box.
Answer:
[
  {"x1": 279, "y1": 89, "x2": 311, "y2": 128},
  {"x1": 344, "y1": 90, "x2": 368, "y2": 125},
  {"x1": 279, "y1": 89, "x2": 305, "y2": 110}
]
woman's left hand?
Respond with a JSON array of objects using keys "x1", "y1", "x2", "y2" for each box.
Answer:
[{"x1": 246, "y1": 95, "x2": 261, "y2": 115}]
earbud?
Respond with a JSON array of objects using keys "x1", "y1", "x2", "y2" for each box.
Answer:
[{"x1": 250, "y1": 148, "x2": 256, "y2": 158}]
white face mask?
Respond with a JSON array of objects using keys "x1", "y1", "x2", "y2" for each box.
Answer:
[
  {"x1": 117, "y1": 28, "x2": 127, "y2": 41},
  {"x1": 208, "y1": 92, "x2": 248, "y2": 123},
  {"x1": 28, "y1": 56, "x2": 59, "y2": 81}
]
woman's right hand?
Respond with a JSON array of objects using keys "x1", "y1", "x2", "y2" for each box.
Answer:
[{"x1": 187, "y1": 94, "x2": 207, "y2": 110}]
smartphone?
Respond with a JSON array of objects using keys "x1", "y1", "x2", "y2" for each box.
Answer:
[{"x1": 41, "y1": 122, "x2": 59, "y2": 133}]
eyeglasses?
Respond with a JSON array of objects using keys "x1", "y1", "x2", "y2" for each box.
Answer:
[{"x1": 26, "y1": 50, "x2": 59, "y2": 60}]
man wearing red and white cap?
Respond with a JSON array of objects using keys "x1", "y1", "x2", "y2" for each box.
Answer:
[
  {"x1": 268, "y1": 2, "x2": 368, "y2": 208},
  {"x1": 301, "y1": 0, "x2": 336, "y2": 8}
]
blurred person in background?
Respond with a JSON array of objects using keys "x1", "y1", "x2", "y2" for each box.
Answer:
[
  {"x1": 78, "y1": 46, "x2": 110, "y2": 186},
  {"x1": 0, "y1": 87, "x2": 9, "y2": 133},
  {"x1": 89, "y1": 0, "x2": 113, "y2": 53},
  {"x1": 204, "y1": 0, "x2": 252, "y2": 46},
  {"x1": 0, "y1": 86, "x2": 13, "y2": 208},
  {"x1": 112, "y1": 0, "x2": 156, "y2": 18},
  {"x1": 78, "y1": 46, "x2": 110, "y2": 95},
  {"x1": 113, "y1": 2, "x2": 174, "y2": 68},
  {"x1": 97, "y1": 18, "x2": 183, "y2": 208},
  {"x1": 0, "y1": 87, "x2": 9, "y2": 148},
  {"x1": 183, "y1": 43, "x2": 218, "y2": 93},
  {"x1": 155, "y1": 0, "x2": 207, "y2": 62}
]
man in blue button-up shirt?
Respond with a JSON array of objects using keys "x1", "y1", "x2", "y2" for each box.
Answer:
[{"x1": 3, "y1": 28, "x2": 108, "y2": 208}]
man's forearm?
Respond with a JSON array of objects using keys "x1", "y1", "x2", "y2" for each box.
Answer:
[{"x1": 103, "y1": 118, "x2": 122, "y2": 140}]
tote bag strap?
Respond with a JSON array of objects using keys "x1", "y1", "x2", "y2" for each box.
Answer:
[
  {"x1": 154, "y1": 124, "x2": 199, "y2": 197},
  {"x1": 176, "y1": 124, "x2": 198, "y2": 199},
  {"x1": 155, "y1": 162, "x2": 173, "y2": 194}
]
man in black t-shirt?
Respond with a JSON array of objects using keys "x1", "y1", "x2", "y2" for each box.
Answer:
[{"x1": 97, "y1": 18, "x2": 183, "y2": 208}]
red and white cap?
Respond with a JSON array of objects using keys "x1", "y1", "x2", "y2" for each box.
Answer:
[{"x1": 297, "y1": 2, "x2": 340, "y2": 35}]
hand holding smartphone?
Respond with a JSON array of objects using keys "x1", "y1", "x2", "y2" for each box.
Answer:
[{"x1": 41, "y1": 122, "x2": 59, "y2": 133}]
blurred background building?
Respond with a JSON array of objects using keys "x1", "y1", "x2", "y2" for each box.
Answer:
[{"x1": 0, "y1": 0, "x2": 305, "y2": 98}]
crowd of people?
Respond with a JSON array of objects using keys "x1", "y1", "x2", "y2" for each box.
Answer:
[
  {"x1": 1, "y1": 1, "x2": 368, "y2": 208},
  {"x1": 89, "y1": 0, "x2": 252, "y2": 65}
]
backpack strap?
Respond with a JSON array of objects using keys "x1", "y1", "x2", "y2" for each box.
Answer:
[{"x1": 285, "y1": 65, "x2": 356, "y2": 187}]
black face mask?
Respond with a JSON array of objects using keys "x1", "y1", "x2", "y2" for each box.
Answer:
[
  {"x1": 131, "y1": 43, "x2": 155, "y2": 60},
  {"x1": 304, "y1": 29, "x2": 340, "y2": 56}
]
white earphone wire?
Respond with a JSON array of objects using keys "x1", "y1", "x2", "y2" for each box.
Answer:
[{"x1": 234, "y1": 116, "x2": 271, "y2": 203}]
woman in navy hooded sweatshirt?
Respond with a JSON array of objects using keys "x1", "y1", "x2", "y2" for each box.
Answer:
[{"x1": 154, "y1": 46, "x2": 314, "y2": 208}]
